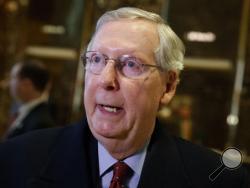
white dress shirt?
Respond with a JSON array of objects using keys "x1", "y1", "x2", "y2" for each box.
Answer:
[
  {"x1": 7, "y1": 93, "x2": 49, "y2": 133},
  {"x1": 98, "y1": 141, "x2": 148, "y2": 188}
]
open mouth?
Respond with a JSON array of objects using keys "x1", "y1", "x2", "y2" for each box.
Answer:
[{"x1": 99, "y1": 104, "x2": 123, "y2": 113}]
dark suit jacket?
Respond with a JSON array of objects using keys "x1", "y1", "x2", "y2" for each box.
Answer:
[
  {"x1": 6, "y1": 102, "x2": 55, "y2": 139},
  {"x1": 0, "y1": 119, "x2": 249, "y2": 188}
]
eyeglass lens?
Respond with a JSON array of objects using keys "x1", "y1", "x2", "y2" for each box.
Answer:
[{"x1": 84, "y1": 51, "x2": 149, "y2": 78}]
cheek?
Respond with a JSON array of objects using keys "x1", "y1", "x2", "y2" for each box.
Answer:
[
  {"x1": 121, "y1": 83, "x2": 149, "y2": 120},
  {"x1": 84, "y1": 75, "x2": 97, "y2": 112},
  {"x1": 121, "y1": 81, "x2": 142, "y2": 106},
  {"x1": 125, "y1": 80, "x2": 163, "y2": 115}
]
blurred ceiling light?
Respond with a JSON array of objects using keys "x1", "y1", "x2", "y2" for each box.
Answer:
[
  {"x1": 41, "y1": 25, "x2": 65, "y2": 35},
  {"x1": 25, "y1": 46, "x2": 77, "y2": 60},
  {"x1": 186, "y1": 31, "x2": 216, "y2": 42},
  {"x1": 5, "y1": 0, "x2": 18, "y2": 12},
  {"x1": 19, "y1": 0, "x2": 29, "y2": 6},
  {"x1": 227, "y1": 114, "x2": 239, "y2": 126},
  {"x1": 184, "y1": 57, "x2": 232, "y2": 71}
]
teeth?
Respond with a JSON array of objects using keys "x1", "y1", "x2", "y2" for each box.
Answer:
[{"x1": 103, "y1": 106, "x2": 117, "y2": 113}]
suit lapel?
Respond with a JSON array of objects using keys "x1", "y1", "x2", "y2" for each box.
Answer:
[
  {"x1": 6, "y1": 103, "x2": 45, "y2": 139},
  {"x1": 25, "y1": 119, "x2": 191, "y2": 188},
  {"x1": 27, "y1": 119, "x2": 99, "y2": 188},
  {"x1": 138, "y1": 121, "x2": 192, "y2": 188}
]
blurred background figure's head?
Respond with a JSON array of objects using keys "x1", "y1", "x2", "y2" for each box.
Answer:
[{"x1": 9, "y1": 60, "x2": 50, "y2": 104}]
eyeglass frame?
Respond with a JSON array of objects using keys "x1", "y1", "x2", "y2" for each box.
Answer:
[{"x1": 80, "y1": 51, "x2": 164, "y2": 79}]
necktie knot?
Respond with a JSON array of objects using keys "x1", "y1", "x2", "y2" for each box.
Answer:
[{"x1": 109, "y1": 161, "x2": 132, "y2": 188}]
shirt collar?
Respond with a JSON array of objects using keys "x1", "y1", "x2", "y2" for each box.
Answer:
[
  {"x1": 98, "y1": 141, "x2": 148, "y2": 177},
  {"x1": 19, "y1": 93, "x2": 48, "y2": 115}
]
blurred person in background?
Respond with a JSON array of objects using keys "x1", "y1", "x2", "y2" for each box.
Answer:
[
  {"x1": 0, "y1": 7, "x2": 249, "y2": 188},
  {"x1": 3, "y1": 60, "x2": 55, "y2": 140}
]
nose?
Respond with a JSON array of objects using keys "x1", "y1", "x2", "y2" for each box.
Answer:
[{"x1": 98, "y1": 60, "x2": 119, "y2": 91}]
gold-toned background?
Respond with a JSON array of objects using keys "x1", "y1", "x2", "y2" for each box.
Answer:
[{"x1": 0, "y1": 0, "x2": 249, "y2": 162}]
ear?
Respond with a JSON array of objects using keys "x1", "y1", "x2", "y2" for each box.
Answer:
[{"x1": 160, "y1": 71, "x2": 178, "y2": 105}]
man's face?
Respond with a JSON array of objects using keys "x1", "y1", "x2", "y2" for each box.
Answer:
[
  {"x1": 84, "y1": 19, "x2": 173, "y2": 155},
  {"x1": 9, "y1": 64, "x2": 32, "y2": 103}
]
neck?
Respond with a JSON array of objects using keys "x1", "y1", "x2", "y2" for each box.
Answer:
[
  {"x1": 22, "y1": 90, "x2": 44, "y2": 103},
  {"x1": 98, "y1": 135, "x2": 150, "y2": 160}
]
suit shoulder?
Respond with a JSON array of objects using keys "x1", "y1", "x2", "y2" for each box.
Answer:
[
  {"x1": 0, "y1": 127, "x2": 63, "y2": 155},
  {"x1": 174, "y1": 137, "x2": 220, "y2": 164},
  {"x1": 0, "y1": 122, "x2": 85, "y2": 186},
  {"x1": 0, "y1": 121, "x2": 84, "y2": 154}
]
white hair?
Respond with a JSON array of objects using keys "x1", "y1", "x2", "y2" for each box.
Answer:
[{"x1": 87, "y1": 7, "x2": 185, "y2": 71}]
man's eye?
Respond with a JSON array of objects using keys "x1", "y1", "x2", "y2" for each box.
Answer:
[
  {"x1": 124, "y1": 59, "x2": 142, "y2": 72},
  {"x1": 123, "y1": 58, "x2": 140, "y2": 68},
  {"x1": 127, "y1": 60, "x2": 136, "y2": 67},
  {"x1": 91, "y1": 55, "x2": 102, "y2": 63}
]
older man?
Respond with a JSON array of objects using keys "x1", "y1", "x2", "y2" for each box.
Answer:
[{"x1": 0, "y1": 7, "x2": 249, "y2": 188}]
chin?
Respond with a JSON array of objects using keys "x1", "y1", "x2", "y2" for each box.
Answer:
[
  {"x1": 92, "y1": 124, "x2": 128, "y2": 141},
  {"x1": 90, "y1": 121, "x2": 114, "y2": 136}
]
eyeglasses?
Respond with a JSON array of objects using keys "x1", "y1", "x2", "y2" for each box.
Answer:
[{"x1": 81, "y1": 51, "x2": 162, "y2": 79}]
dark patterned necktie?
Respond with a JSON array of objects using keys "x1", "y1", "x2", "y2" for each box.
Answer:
[{"x1": 109, "y1": 161, "x2": 132, "y2": 188}]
